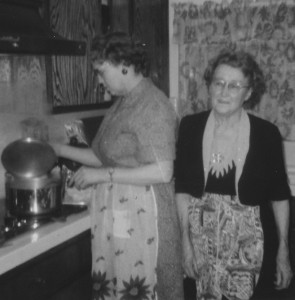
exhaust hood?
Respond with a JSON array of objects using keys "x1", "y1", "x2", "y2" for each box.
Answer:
[{"x1": 0, "y1": 0, "x2": 86, "y2": 55}]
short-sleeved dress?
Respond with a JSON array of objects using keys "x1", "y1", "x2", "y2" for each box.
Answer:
[{"x1": 90, "y1": 78, "x2": 184, "y2": 300}]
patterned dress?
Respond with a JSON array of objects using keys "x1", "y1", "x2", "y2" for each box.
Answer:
[
  {"x1": 189, "y1": 165, "x2": 264, "y2": 300},
  {"x1": 90, "y1": 79, "x2": 184, "y2": 300}
]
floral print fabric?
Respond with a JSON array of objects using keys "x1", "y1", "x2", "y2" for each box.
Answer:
[
  {"x1": 90, "y1": 78, "x2": 183, "y2": 300},
  {"x1": 188, "y1": 193, "x2": 264, "y2": 300},
  {"x1": 92, "y1": 79, "x2": 177, "y2": 166},
  {"x1": 172, "y1": 0, "x2": 295, "y2": 140},
  {"x1": 91, "y1": 183, "x2": 158, "y2": 300}
]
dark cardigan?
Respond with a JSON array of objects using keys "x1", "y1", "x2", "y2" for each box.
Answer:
[{"x1": 174, "y1": 110, "x2": 291, "y2": 206}]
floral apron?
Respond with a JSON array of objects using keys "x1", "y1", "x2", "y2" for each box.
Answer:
[
  {"x1": 189, "y1": 193, "x2": 264, "y2": 300},
  {"x1": 90, "y1": 182, "x2": 158, "y2": 300}
]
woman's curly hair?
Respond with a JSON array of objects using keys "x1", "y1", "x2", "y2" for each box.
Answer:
[
  {"x1": 203, "y1": 50, "x2": 266, "y2": 109},
  {"x1": 91, "y1": 31, "x2": 150, "y2": 77}
]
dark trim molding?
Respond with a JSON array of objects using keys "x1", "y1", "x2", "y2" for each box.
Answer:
[{"x1": 52, "y1": 101, "x2": 113, "y2": 114}]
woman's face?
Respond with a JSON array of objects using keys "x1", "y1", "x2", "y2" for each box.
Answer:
[
  {"x1": 94, "y1": 61, "x2": 126, "y2": 96},
  {"x1": 209, "y1": 64, "x2": 252, "y2": 118}
]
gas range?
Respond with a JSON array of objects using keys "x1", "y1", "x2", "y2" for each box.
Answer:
[{"x1": 0, "y1": 204, "x2": 87, "y2": 243}]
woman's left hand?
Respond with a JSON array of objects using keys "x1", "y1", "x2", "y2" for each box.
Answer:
[
  {"x1": 274, "y1": 244, "x2": 293, "y2": 290},
  {"x1": 69, "y1": 166, "x2": 103, "y2": 190}
]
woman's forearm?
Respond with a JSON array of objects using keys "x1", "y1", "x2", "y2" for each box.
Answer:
[
  {"x1": 55, "y1": 144, "x2": 102, "y2": 167},
  {"x1": 271, "y1": 199, "x2": 293, "y2": 289},
  {"x1": 271, "y1": 200, "x2": 290, "y2": 248},
  {"x1": 109, "y1": 160, "x2": 173, "y2": 185},
  {"x1": 176, "y1": 193, "x2": 191, "y2": 238},
  {"x1": 71, "y1": 160, "x2": 174, "y2": 189}
]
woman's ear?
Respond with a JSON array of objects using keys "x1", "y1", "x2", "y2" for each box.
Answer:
[
  {"x1": 245, "y1": 88, "x2": 252, "y2": 102},
  {"x1": 121, "y1": 61, "x2": 130, "y2": 75},
  {"x1": 122, "y1": 68, "x2": 128, "y2": 75}
]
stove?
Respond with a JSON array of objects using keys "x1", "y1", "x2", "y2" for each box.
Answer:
[{"x1": 0, "y1": 204, "x2": 87, "y2": 243}]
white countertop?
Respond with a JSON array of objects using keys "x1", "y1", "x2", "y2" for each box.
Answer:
[{"x1": 0, "y1": 208, "x2": 91, "y2": 276}]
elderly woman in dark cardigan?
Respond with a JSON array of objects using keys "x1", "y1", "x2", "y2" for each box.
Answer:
[{"x1": 175, "y1": 50, "x2": 293, "y2": 300}]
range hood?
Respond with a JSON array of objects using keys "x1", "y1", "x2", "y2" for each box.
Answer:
[{"x1": 0, "y1": 0, "x2": 86, "y2": 55}]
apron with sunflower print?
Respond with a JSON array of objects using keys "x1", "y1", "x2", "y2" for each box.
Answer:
[
  {"x1": 90, "y1": 182, "x2": 158, "y2": 300},
  {"x1": 89, "y1": 79, "x2": 183, "y2": 300},
  {"x1": 188, "y1": 193, "x2": 264, "y2": 300}
]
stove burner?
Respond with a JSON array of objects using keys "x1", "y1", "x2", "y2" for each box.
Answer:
[{"x1": 1, "y1": 204, "x2": 87, "y2": 241}]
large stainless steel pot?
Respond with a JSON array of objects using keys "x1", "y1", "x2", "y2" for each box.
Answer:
[
  {"x1": 5, "y1": 172, "x2": 61, "y2": 217},
  {"x1": 1, "y1": 138, "x2": 61, "y2": 217}
]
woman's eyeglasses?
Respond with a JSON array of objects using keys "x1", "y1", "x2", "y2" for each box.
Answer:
[{"x1": 211, "y1": 79, "x2": 249, "y2": 96}]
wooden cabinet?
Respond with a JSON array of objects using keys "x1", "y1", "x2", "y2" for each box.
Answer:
[
  {"x1": 47, "y1": 0, "x2": 169, "y2": 112},
  {"x1": 131, "y1": 0, "x2": 169, "y2": 96},
  {"x1": 110, "y1": 0, "x2": 169, "y2": 96},
  {"x1": 0, "y1": 230, "x2": 92, "y2": 300},
  {"x1": 48, "y1": 0, "x2": 103, "y2": 112}
]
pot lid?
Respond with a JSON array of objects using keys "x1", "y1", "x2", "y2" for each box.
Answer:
[{"x1": 1, "y1": 138, "x2": 57, "y2": 178}]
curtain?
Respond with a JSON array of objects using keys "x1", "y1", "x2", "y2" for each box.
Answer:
[{"x1": 172, "y1": 0, "x2": 295, "y2": 140}]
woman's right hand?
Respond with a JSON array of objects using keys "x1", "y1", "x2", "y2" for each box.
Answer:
[
  {"x1": 68, "y1": 166, "x2": 106, "y2": 189},
  {"x1": 182, "y1": 235, "x2": 198, "y2": 279}
]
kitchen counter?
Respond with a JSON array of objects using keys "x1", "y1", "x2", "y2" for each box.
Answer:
[{"x1": 0, "y1": 207, "x2": 91, "y2": 276}]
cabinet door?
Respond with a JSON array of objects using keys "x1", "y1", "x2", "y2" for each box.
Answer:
[
  {"x1": 110, "y1": 0, "x2": 169, "y2": 96},
  {"x1": 131, "y1": 0, "x2": 169, "y2": 96},
  {"x1": 49, "y1": 273, "x2": 92, "y2": 300},
  {"x1": 49, "y1": 0, "x2": 102, "y2": 112},
  {"x1": 110, "y1": 0, "x2": 131, "y2": 34},
  {"x1": 0, "y1": 230, "x2": 92, "y2": 300}
]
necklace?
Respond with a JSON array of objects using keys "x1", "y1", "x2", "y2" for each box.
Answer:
[
  {"x1": 210, "y1": 125, "x2": 239, "y2": 177},
  {"x1": 211, "y1": 152, "x2": 225, "y2": 164},
  {"x1": 203, "y1": 109, "x2": 250, "y2": 196}
]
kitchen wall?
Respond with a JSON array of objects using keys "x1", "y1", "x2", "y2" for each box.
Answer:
[{"x1": 0, "y1": 55, "x2": 106, "y2": 203}]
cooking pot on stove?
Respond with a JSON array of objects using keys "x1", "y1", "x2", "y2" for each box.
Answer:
[{"x1": 1, "y1": 138, "x2": 62, "y2": 217}]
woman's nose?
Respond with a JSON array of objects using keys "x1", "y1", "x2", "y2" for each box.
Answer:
[{"x1": 220, "y1": 83, "x2": 230, "y2": 96}]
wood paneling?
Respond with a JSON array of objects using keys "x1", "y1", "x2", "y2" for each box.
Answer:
[
  {"x1": 132, "y1": 0, "x2": 169, "y2": 95},
  {"x1": 49, "y1": 0, "x2": 101, "y2": 111},
  {"x1": 131, "y1": 0, "x2": 169, "y2": 96},
  {"x1": 48, "y1": 0, "x2": 170, "y2": 111},
  {"x1": 110, "y1": 0, "x2": 130, "y2": 33},
  {"x1": 109, "y1": 0, "x2": 169, "y2": 96}
]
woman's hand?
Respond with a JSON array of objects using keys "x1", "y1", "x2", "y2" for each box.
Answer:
[
  {"x1": 274, "y1": 243, "x2": 293, "y2": 290},
  {"x1": 182, "y1": 235, "x2": 198, "y2": 279},
  {"x1": 271, "y1": 200, "x2": 293, "y2": 290},
  {"x1": 69, "y1": 166, "x2": 106, "y2": 189}
]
